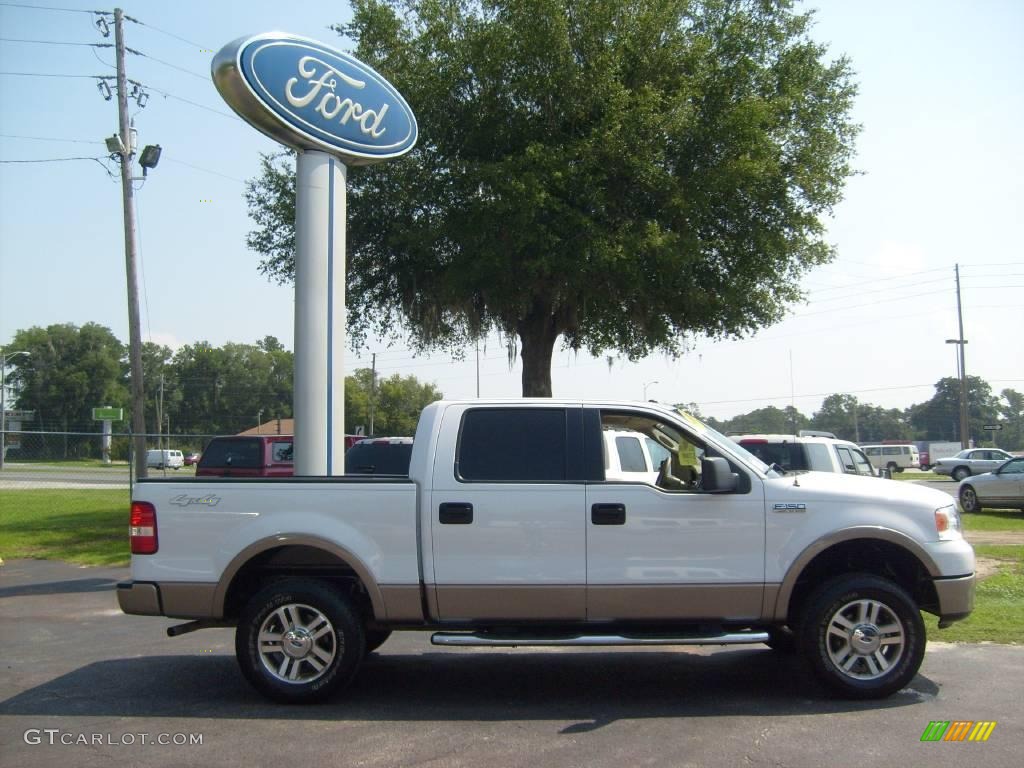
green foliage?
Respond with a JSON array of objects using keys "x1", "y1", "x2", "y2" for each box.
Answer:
[
  {"x1": 907, "y1": 376, "x2": 1000, "y2": 443},
  {"x1": 345, "y1": 367, "x2": 444, "y2": 436},
  {"x1": 7, "y1": 323, "x2": 127, "y2": 457},
  {"x1": 247, "y1": 0, "x2": 860, "y2": 395}
]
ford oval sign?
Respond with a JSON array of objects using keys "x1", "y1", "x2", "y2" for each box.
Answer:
[{"x1": 212, "y1": 33, "x2": 417, "y2": 164}]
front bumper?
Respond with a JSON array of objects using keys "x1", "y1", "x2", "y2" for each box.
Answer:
[{"x1": 933, "y1": 573, "x2": 976, "y2": 626}]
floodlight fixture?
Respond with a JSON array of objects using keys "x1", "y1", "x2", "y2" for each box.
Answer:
[{"x1": 139, "y1": 144, "x2": 162, "y2": 176}]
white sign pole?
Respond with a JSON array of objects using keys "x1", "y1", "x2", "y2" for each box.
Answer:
[
  {"x1": 294, "y1": 150, "x2": 346, "y2": 475},
  {"x1": 102, "y1": 419, "x2": 113, "y2": 465}
]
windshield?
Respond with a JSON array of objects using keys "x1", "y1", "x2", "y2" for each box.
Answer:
[{"x1": 673, "y1": 408, "x2": 780, "y2": 477}]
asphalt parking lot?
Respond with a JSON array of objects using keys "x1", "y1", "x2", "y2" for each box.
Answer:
[{"x1": 0, "y1": 558, "x2": 1020, "y2": 768}]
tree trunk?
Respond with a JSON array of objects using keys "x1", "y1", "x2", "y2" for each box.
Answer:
[{"x1": 517, "y1": 301, "x2": 562, "y2": 397}]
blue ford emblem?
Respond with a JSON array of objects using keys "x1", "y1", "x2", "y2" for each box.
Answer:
[{"x1": 213, "y1": 33, "x2": 417, "y2": 164}]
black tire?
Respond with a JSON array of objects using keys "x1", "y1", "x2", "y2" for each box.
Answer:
[
  {"x1": 959, "y1": 485, "x2": 981, "y2": 513},
  {"x1": 235, "y1": 578, "x2": 365, "y2": 704},
  {"x1": 364, "y1": 629, "x2": 392, "y2": 654},
  {"x1": 952, "y1": 466, "x2": 970, "y2": 482},
  {"x1": 798, "y1": 573, "x2": 925, "y2": 699},
  {"x1": 886, "y1": 462, "x2": 900, "y2": 474}
]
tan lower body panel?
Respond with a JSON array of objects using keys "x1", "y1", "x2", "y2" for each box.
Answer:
[
  {"x1": 379, "y1": 584, "x2": 424, "y2": 622},
  {"x1": 433, "y1": 585, "x2": 586, "y2": 621},
  {"x1": 159, "y1": 582, "x2": 217, "y2": 618},
  {"x1": 587, "y1": 583, "x2": 765, "y2": 621}
]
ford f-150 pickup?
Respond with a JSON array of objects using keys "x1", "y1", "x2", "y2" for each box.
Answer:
[{"x1": 118, "y1": 400, "x2": 975, "y2": 703}]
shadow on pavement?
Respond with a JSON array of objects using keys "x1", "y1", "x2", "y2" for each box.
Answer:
[
  {"x1": 0, "y1": 647, "x2": 937, "y2": 729},
  {"x1": 0, "y1": 577, "x2": 118, "y2": 599}
]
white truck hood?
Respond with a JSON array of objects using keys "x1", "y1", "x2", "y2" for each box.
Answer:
[{"x1": 763, "y1": 471, "x2": 955, "y2": 512}]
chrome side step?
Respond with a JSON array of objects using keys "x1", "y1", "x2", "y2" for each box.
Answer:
[{"x1": 430, "y1": 631, "x2": 770, "y2": 647}]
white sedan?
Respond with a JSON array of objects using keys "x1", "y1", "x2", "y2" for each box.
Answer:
[
  {"x1": 933, "y1": 448, "x2": 1015, "y2": 481},
  {"x1": 958, "y1": 457, "x2": 1024, "y2": 513}
]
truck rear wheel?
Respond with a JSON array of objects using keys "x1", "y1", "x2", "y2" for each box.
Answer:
[
  {"x1": 799, "y1": 574, "x2": 925, "y2": 699},
  {"x1": 235, "y1": 579, "x2": 365, "y2": 704}
]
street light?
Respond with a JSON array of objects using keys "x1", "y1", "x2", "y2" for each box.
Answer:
[
  {"x1": 0, "y1": 350, "x2": 31, "y2": 470},
  {"x1": 945, "y1": 338, "x2": 969, "y2": 448},
  {"x1": 643, "y1": 380, "x2": 659, "y2": 401}
]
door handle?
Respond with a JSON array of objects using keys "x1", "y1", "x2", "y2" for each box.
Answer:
[
  {"x1": 591, "y1": 503, "x2": 626, "y2": 525},
  {"x1": 439, "y1": 502, "x2": 474, "y2": 524}
]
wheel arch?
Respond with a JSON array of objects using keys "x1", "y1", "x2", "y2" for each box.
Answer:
[
  {"x1": 774, "y1": 527, "x2": 941, "y2": 624},
  {"x1": 213, "y1": 534, "x2": 386, "y2": 622}
]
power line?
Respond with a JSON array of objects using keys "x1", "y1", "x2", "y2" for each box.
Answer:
[
  {"x1": 125, "y1": 15, "x2": 210, "y2": 51},
  {"x1": 0, "y1": 70, "x2": 102, "y2": 78},
  {"x1": 0, "y1": 2, "x2": 100, "y2": 13},
  {"x1": 0, "y1": 133, "x2": 104, "y2": 145},
  {"x1": 133, "y1": 50, "x2": 208, "y2": 80},
  {"x1": 0, "y1": 36, "x2": 110, "y2": 47},
  {"x1": 0, "y1": 155, "x2": 105, "y2": 163}
]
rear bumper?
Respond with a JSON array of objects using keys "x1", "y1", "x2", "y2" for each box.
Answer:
[
  {"x1": 117, "y1": 581, "x2": 162, "y2": 615},
  {"x1": 117, "y1": 580, "x2": 218, "y2": 618},
  {"x1": 933, "y1": 573, "x2": 976, "y2": 625}
]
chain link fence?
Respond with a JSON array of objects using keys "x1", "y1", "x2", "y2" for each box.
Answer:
[{"x1": 0, "y1": 430, "x2": 226, "y2": 493}]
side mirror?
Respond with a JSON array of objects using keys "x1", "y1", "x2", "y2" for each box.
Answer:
[{"x1": 702, "y1": 457, "x2": 738, "y2": 493}]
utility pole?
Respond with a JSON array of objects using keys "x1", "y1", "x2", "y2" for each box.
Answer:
[
  {"x1": 955, "y1": 264, "x2": 970, "y2": 449},
  {"x1": 369, "y1": 353, "x2": 376, "y2": 436},
  {"x1": 114, "y1": 7, "x2": 147, "y2": 479}
]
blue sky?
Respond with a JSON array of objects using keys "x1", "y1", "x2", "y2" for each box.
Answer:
[{"x1": 1, "y1": 0, "x2": 1021, "y2": 420}]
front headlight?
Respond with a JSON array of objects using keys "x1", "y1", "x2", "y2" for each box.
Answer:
[{"x1": 935, "y1": 504, "x2": 963, "y2": 540}]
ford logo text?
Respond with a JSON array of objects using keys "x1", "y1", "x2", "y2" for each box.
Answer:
[{"x1": 212, "y1": 33, "x2": 417, "y2": 164}]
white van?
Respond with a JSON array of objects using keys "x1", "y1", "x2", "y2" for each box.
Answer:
[
  {"x1": 861, "y1": 444, "x2": 920, "y2": 473},
  {"x1": 603, "y1": 428, "x2": 672, "y2": 483},
  {"x1": 146, "y1": 449, "x2": 184, "y2": 470}
]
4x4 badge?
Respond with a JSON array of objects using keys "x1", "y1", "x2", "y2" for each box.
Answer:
[{"x1": 170, "y1": 494, "x2": 222, "y2": 508}]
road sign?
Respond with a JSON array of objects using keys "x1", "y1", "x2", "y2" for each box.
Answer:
[
  {"x1": 92, "y1": 407, "x2": 123, "y2": 421},
  {"x1": 982, "y1": 424, "x2": 1002, "y2": 431}
]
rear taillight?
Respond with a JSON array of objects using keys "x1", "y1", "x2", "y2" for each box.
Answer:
[{"x1": 130, "y1": 501, "x2": 158, "y2": 554}]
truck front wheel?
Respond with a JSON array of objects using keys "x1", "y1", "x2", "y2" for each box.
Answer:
[
  {"x1": 235, "y1": 579, "x2": 365, "y2": 704},
  {"x1": 799, "y1": 574, "x2": 925, "y2": 699}
]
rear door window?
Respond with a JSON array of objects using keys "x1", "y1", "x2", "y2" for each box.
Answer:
[
  {"x1": 615, "y1": 436, "x2": 647, "y2": 472},
  {"x1": 457, "y1": 409, "x2": 567, "y2": 482}
]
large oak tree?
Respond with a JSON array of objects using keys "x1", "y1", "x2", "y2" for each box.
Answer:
[{"x1": 246, "y1": 0, "x2": 859, "y2": 395}]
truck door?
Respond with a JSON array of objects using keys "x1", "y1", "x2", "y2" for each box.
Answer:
[
  {"x1": 584, "y1": 408, "x2": 766, "y2": 621},
  {"x1": 428, "y1": 404, "x2": 587, "y2": 621}
]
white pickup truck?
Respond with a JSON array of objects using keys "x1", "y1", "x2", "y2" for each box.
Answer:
[{"x1": 118, "y1": 399, "x2": 975, "y2": 703}]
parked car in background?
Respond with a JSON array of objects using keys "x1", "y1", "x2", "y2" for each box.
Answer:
[
  {"x1": 919, "y1": 441, "x2": 962, "y2": 471},
  {"x1": 733, "y1": 433, "x2": 877, "y2": 477},
  {"x1": 196, "y1": 435, "x2": 294, "y2": 477},
  {"x1": 861, "y1": 444, "x2": 920, "y2": 474},
  {"x1": 344, "y1": 437, "x2": 414, "y2": 475},
  {"x1": 603, "y1": 427, "x2": 672, "y2": 483},
  {"x1": 183, "y1": 452, "x2": 201, "y2": 466},
  {"x1": 958, "y1": 457, "x2": 1024, "y2": 512},
  {"x1": 932, "y1": 448, "x2": 1016, "y2": 481},
  {"x1": 146, "y1": 449, "x2": 184, "y2": 470}
]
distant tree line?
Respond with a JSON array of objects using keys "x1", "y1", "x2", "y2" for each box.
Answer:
[
  {"x1": 2, "y1": 323, "x2": 442, "y2": 459},
  {"x1": 697, "y1": 378, "x2": 1023, "y2": 450},
  {"x1": 3, "y1": 323, "x2": 1020, "y2": 459}
]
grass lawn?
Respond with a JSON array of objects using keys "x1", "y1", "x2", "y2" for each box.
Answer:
[
  {"x1": 936, "y1": 544, "x2": 1023, "y2": 644},
  {"x1": 962, "y1": 508, "x2": 1024, "y2": 531},
  {"x1": 0, "y1": 489, "x2": 130, "y2": 566}
]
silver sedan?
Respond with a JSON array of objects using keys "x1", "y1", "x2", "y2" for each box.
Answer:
[
  {"x1": 933, "y1": 448, "x2": 1015, "y2": 481},
  {"x1": 958, "y1": 457, "x2": 1024, "y2": 513}
]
